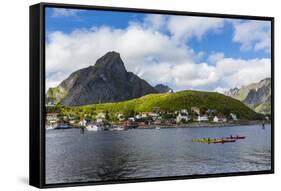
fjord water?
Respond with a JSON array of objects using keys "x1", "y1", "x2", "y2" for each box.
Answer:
[{"x1": 46, "y1": 124, "x2": 271, "y2": 184}]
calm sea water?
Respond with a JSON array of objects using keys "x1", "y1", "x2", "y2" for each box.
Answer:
[{"x1": 46, "y1": 124, "x2": 271, "y2": 184}]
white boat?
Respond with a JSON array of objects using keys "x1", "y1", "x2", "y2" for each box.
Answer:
[
  {"x1": 115, "y1": 126, "x2": 125, "y2": 131},
  {"x1": 155, "y1": 127, "x2": 161, "y2": 130},
  {"x1": 46, "y1": 124, "x2": 56, "y2": 130},
  {"x1": 86, "y1": 123, "x2": 101, "y2": 131}
]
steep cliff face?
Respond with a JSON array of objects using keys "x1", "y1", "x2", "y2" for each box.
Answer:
[
  {"x1": 46, "y1": 51, "x2": 158, "y2": 106},
  {"x1": 225, "y1": 78, "x2": 271, "y2": 114}
]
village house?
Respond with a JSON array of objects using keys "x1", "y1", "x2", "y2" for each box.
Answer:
[
  {"x1": 176, "y1": 109, "x2": 189, "y2": 123},
  {"x1": 206, "y1": 109, "x2": 217, "y2": 114},
  {"x1": 95, "y1": 113, "x2": 107, "y2": 123},
  {"x1": 191, "y1": 107, "x2": 200, "y2": 115},
  {"x1": 154, "y1": 120, "x2": 162, "y2": 125},
  {"x1": 117, "y1": 113, "x2": 125, "y2": 121},
  {"x1": 68, "y1": 116, "x2": 77, "y2": 124},
  {"x1": 96, "y1": 112, "x2": 106, "y2": 119},
  {"x1": 79, "y1": 119, "x2": 87, "y2": 127},
  {"x1": 96, "y1": 118, "x2": 106, "y2": 123},
  {"x1": 197, "y1": 115, "x2": 209, "y2": 122},
  {"x1": 265, "y1": 116, "x2": 270, "y2": 121},
  {"x1": 46, "y1": 113, "x2": 59, "y2": 124},
  {"x1": 128, "y1": 117, "x2": 135, "y2": 122},
  {"x1": 230, "y1": 113, "x2": 238, "y2": 121},
  {"x1": 140, "y1": 112, "x2": 159, "y2": 120},
  {"x1": 213, "y1": 116, "x2": 227, "y2": 123},
  {"x1": 141, "y1": 112, "x2": 148, "y2": 118},
  {"x1": 135, "y1": 114, "x2": 142, "y2": 119}
]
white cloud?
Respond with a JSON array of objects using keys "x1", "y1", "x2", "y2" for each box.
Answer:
[
  {"x1": 232, "y1": 20, "x2": 271, "y2": 52},
  {"x1": 143, "y1": 14, "x2": 168, "y2": 31},
  {"x1": 215, "y1": 57, "x2": 271, "y2": 89},
  {"x1": 46, "y1": 24, "x2": 198, "y2": 90},
  {"x1": 46, "y1": 15, "x2": 271, "y2": 92},
  {"x1": 167, "y1": 16, "x2": 224, "y2": 41},
  {"x1": 208, "y1": 52, "x2": 225, "y2": 64},
  {"x1": 51, "y1": 8, "x2": 80, "y2": 17}
]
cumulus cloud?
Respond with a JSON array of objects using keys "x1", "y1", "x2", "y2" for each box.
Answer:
[
  {"x1": 214, "y1": 57, "x2": 271, "y2": 91},
  {"x1": 51, "y1": 8, "x2": 80, "y2": 17},
  {"x1": 46, "y1": 21, "x2": 200, "y2": 90},
  {"x1": 46, "y1": 14, "x2": 271, "y2": 92},
  {"x1": 232, "y1": 20, "x2": 271, "y2": 52},
  {"x1": 167, "y1": 16, "x2": 224, "y2": 41}
]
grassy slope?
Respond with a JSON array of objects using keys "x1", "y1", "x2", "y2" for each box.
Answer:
[
  {"x1": 77, "y1": 90, "x2": 261, "y2": 120},
  {"x1": 47, "y1": 87, "x2": 68, "y2": 103}
]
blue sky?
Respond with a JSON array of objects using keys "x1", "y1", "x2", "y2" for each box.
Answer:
[{"x1": 45, "y1": 7, "x2": 271, "y2": 92}]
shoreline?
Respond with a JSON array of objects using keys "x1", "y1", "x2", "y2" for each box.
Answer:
[
  {"x1": 66, "y1": 120, "x2": 270, "y2": 130},
  {"x1": 131, "y1": 120, "x2": 270, "y2": 129}
]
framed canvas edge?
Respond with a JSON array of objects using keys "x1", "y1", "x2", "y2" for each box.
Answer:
[{"x1": 29, "y1": 2, "x2": 275, "y2": 189}]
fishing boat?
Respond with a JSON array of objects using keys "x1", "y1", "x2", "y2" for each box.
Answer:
[
  {"x1": 86, "y1": 122, "x2": 111, "y2": 131},
  {"x1": 86, "y1": 123, "x2": 101, "y2": 131},
  {"x1": 225, "y1": 135, "x2": 246, "y2": 139},
  {"x1": 46, "y1": 124, "x2": 57, "y2": 130},
  {"x1": 55, "y1": 123, "x2": 72, "y2": 129},
  {"x1": 110, "y1": 126, "x2": 125, "y2": 131}
]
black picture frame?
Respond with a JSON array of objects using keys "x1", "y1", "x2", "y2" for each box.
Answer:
[{"x1": 30, "y1": 2, "x2": 275, "y2": 189}]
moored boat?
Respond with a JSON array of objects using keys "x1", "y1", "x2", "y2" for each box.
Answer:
[
  {"x1": 110, "y1": 126, "x2": 125, "y2": 131},
  {"x1": 55, "y1": 123, "x2": 72, "y2": 130},
  {"x1": 46, "y1": 124, "x2": 57, "y2": 130},
  {"x1": 86, "y1": 123, "x2": 101, "y2": 131}
]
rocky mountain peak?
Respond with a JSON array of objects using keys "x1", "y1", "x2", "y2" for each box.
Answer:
[
  {"x1": 225, "y1": 78, "x2": 271, "y2": 114},
  {"x1": 47, "y1": 51, "x2": 158, "y2": 106},
  {"x1": 94, "y1": 51, "x2": 126, "y2": 74}
]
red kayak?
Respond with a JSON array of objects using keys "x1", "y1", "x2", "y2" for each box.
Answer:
[
  {"x1": 213, "y1": 139, "x2": 236, "y2": 144},
  {"x1": 226, "y1": 136, "x2": 246, "y2": 139}
]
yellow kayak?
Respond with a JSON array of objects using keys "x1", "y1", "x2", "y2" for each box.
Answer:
[{"x1": 192, "y1": 139, "x2": 216, "y2": 143}]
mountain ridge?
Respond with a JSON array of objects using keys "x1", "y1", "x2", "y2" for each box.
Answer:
[
  {"x1": 225, "y1": 78, "x2": 271, "y2": 114},
  {"x1": 47, "y1": 51, "x2": 158, "y2": 106},
  {"x1": 154, "y1": 84, "x2": 173, "y2": 93}
]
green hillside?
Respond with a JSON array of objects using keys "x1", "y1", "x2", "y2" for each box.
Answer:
[{"x1": 55, "y1": 90, "x2": 262, "y2": 120}]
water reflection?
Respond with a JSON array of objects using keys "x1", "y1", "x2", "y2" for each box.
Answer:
[{"x1": 46, "y1": 124, "x2": 271, "y2": 184}]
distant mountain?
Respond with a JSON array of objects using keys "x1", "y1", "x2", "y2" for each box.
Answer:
[
  {"x1": 225, "y1": 78, "x2": 271, "y2": 114},
  {"x1": 47, "y1": 51, "x2": 158, "y2": 106},
  {"x1": 154, "y1": 84, "x2": 173, "y2": 93}
]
